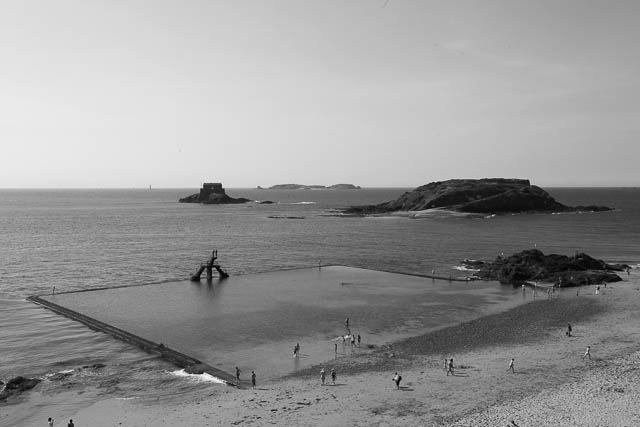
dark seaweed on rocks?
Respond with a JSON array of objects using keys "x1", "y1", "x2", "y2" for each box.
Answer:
[{"x1": 471, "y1": 249, "x2": 625, "y2": 286}]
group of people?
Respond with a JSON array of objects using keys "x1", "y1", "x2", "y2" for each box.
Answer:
[
  {"x1": 319, "y1": 367, "x2": 337, "y2": 385},
  {"x1": 47, "y1": 418, "x2": 73, "y2": 426},
  {"x1": 235, "y1": 366, "x2": 257, "y2": 389}
]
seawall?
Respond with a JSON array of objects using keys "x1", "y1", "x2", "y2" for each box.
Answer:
[{"x1": 26, "y1": 295, "x2": 238, "y2": 386}]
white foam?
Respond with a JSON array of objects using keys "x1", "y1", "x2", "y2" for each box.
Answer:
[
  {"x1": 170, "y1": 369, "x2": 226, "y2": 384},
  {"x1": 453, "y1": 265, "x2": 480, "y2": 272}
]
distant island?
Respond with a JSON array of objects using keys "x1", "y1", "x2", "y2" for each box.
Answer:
[
  {"x1": 344, "y1": 178, "x2": 611, "y2": 215},
  {"x1": 257, "y1": 183, "x2": 361, "y2": 190},
  {"x1": 466, "y1": 249, "x2": 628, "y2": 287},
  {"x1": 179, "y1": 183, "x2": 251, "y2": 204}
]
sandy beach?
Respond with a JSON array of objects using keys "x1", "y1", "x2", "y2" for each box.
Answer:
[{"x1": 20, "y1": 279, "x2": 640, "y2": 427}]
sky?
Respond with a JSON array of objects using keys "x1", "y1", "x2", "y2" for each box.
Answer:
[{"x1": 1, "y1": 0, "x2": 639, "y2": 188}]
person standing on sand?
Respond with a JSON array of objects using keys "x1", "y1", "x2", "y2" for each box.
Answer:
[
  {"x1": 67, "y1": 420, "x2": 74, "y2": 427},
  {"x1": 320, "y1": 368, "x2": 326, "y2": 385},
  {"x1": 235, "y1": 366, "x2": 241, "y2": 383},
  {"x1": 48, "y1": 417, "x2": 54, "y2": 427},
  {"x1": 507, "y1": 358, "x2": 515, "y2": 373},
  {"x1": 251, "y1": 370, "x2": 256, "y2": 389},
  {"x1": 357, "y1": 334, "x2": 361, "y2": 347},
  {"x1": 393, "y1": 372, "x2": 402, "y2": 390},
  {"x1": 447, "y1": 358, "x2": 455, "y2": 376},
  {"x1": 567, "y1": 323, "x2": 572, "y2": 337},
  {"x1": 583, "y1": 345, "x2": 591, "y2": 359},
  {"x1": 331, "y1": 368, "x2": 336, "y2": 385},
  {"x1": 334, "y1": 343, "x2": 338, "y2": 355}
]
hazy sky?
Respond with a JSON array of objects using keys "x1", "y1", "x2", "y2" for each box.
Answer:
[{"x1": 1, "y1": 0, "x2": 639, "y2": 188}]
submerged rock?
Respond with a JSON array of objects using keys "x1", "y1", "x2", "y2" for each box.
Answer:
[
  {"x1": 344, "y1": 178, "x2": 612, "y2": 215},
  {"x1": 0, "y1": 376, "x2": 41, "y2": 400},
  {"x1": 471, "y1": 249, "x2": 625, "y2": 286}
]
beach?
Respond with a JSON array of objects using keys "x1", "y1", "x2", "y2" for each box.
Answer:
[{"x1": 46, "y1": 279, "x2": 640, "y2": 427}]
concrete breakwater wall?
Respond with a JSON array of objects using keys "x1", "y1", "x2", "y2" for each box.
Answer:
[{"x1": 26, "y1": 295, "x2": 237, "y2": 386}]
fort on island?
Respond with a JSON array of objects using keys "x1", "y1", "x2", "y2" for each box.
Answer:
[{"x1": 179, "y1": 182, "x2": 250, "y2": 204}]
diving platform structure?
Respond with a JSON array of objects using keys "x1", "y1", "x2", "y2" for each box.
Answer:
[{"x1": 191, "y1": 250, "x2": 229, "y2": 281}]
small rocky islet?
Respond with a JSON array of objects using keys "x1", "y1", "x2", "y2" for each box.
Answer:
[
  {"x1": 257, "y1": 183, "x2": 361, "y2": 190},
  {"x1": 344, "y1": 178, "x2": 612, "y2": 215},
  {"x1": 179, "y1": 183, "x2": 254, "y2": 204}
]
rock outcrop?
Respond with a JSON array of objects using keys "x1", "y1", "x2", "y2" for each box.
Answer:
[
  {"x1": 179, "y1": 183, "x2": 251, "y2": 204},
  {"x1": 344, "y1": 178, "x2": 611, "y2": 215},
  {"x1": 467, "y1": 249, "x2": 626, "y2": 286}
]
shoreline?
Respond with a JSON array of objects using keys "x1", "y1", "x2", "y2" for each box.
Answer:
[
  {"x1": 34, "y1": 278, "x2": 640, "y2": 427},
  {"x1": 288, "y1": 293, "x2": 605, "y2": 379}
]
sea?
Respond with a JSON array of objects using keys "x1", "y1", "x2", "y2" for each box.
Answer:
[{"x1": 1, "y1": 187, "x2": 639, "y2": 426}]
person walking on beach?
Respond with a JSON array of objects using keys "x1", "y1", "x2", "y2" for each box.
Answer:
[
  {"x1": 48, "y1": 417, "x2": 54, "y2": 427},
  {"x1": 320, "y1": 368, "x2": 326, "y2": 385},
  {"x1": 331, "y1": 368, "x2": 336, "y2": 385},
  {"x1": 235, "y1": 366, "x2": 241, "y2": 382},
  {"x1": 447, "y1": 358, "x2": 455, "y2": 376},
  {"x1": 350, "y1": 335, "x2": 356, "y2": 348},
  {"x1": 67, "y1": 420, "x2": 74, "y2": 427},
  {"x1": 334, "y1": 342, "x2": 338, "y2": 355},
  {"x1": 251, "y1": 370, "x2": 256, "y2": 389},
  {"x1": 507, "y1": 358, "x2": 515, "y2": 373},
  {"x1": 567, "y1": 323, "x2": 572, "y2": 337},
  {"x1": 393, "y1": 372, "x2": 402, "y2": 390},
  {"x1": 595, "y1": 285, "x2": 600, "y2": 295},
  {"x1": 444, "y1": 358, "x2": 448, "y2": 372},
  {"x1": 583, "y1": 345, "x2": 591, "y2": 360},
  {"x1": 357, "y1": 334, "x2": 361, "y2": 347}
]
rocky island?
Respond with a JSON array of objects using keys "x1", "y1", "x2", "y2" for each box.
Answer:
[
  {"x1": 465, "y1": 249, "x2": 627, "y2": 287},
  {"x1": 258, "y1": 183, "x2": 361, "y2": 190},
  {"x1": 179, "y1": 183, "x2": 251, "y2": 204},
  {"x1": 344, "y1": 178, "x2": 611, "y2": 215}
]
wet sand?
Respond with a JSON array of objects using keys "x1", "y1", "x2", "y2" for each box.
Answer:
[{"x1": 22, "y1": 281, "x2": 640, "y2": 426}]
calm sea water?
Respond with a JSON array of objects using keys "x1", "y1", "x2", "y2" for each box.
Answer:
[{"x1": 1, "y1": 187, "x2": 639, "y2": 426}]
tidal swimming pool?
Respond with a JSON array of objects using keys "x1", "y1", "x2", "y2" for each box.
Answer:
[{"x1": 41, "y1": 266, "x2": 524, "y2": 379}]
